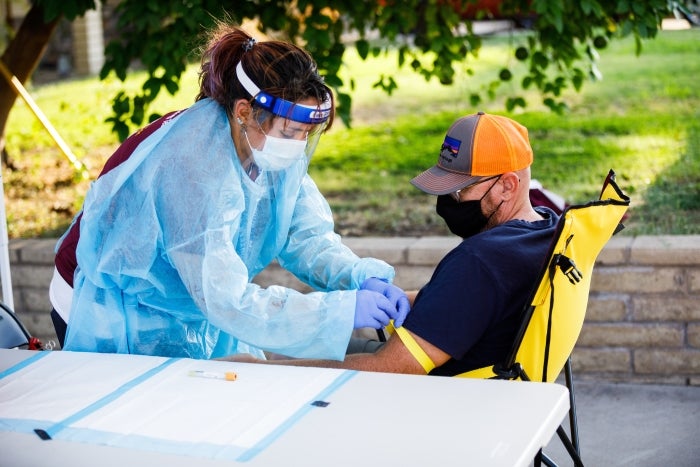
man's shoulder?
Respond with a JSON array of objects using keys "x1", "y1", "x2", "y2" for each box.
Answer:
[{"x1": 534, "y1": 206, "x2": 560, "y2": 224}]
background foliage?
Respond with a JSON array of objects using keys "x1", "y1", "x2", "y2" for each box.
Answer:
[
  {"x1": 5, "y1": 27, "x2": 698, "y2": 238},
  {"x1": 30, "y1": 0, "x2": 681, "y2": 140}
]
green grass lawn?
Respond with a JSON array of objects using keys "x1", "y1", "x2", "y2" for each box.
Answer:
[{"x1": 3, "y1": 27, "x2": 699, "y2": 238}]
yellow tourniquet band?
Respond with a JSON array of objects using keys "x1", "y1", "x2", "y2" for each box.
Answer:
[
  {"x1": 385, "y1": 321, "x2": 495, "y2": 378},
  {"x1": 384, "y1": 320, "x2": 396, "y2": 335},
  {"x1": 394, "y1": 325, "x2": 436, "y2": 374}
]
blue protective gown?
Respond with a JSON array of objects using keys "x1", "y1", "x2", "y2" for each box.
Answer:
[{"x1": 63, "y1": 98, "x2": 394, "y2": 360}]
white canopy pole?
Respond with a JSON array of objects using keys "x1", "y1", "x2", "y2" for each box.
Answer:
[{"x1": 0, "y1": 166, "x2": 13, "y2": 309}]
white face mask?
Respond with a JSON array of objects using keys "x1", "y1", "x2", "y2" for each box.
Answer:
[{"x1": 244, "y1": 129, "x2": 307, "y2": 171}]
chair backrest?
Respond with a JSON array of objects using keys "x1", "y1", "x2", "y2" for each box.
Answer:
[
  {"x1": 504, "y1": 170, "x2": 630, "y2": 382},
  {"x1": 0, "y1": 301, "x2": 31, "y2": 349}
]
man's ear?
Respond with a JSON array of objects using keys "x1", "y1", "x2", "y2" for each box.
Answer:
[{"x1": 500, "y1": 172, "x2": 520, "y2": 199}]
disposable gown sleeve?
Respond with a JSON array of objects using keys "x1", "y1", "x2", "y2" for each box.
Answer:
[
  {"x1": 277, "y1": 176, "x2": 395, "y2": 291},
  {"x1": 160, "y1": 163, "x2": 359, "y2": 361}
]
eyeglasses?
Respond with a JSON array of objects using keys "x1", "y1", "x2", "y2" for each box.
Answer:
[{"x1": 449, "y1": 175, "x2": 501, "y2": 202}]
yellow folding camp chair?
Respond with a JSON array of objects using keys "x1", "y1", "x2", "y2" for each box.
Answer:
[{"x1": 393, "y1": 170, "x2": 630, "y2": 466}]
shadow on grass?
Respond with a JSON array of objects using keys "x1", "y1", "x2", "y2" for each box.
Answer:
[{"x1": 623, "y1": 122, "x2": 700, "y2": 235}]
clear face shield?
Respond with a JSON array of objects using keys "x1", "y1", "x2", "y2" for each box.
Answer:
[
  {"x1": 303, "y1": 120, "x2": 328, "y2": 159},
  {"x1": 250, "y1": 108, "x2": 328, "y2": 160},
  {"x1": 236, "y1": 62, "x2": 331, "y2": 168}
]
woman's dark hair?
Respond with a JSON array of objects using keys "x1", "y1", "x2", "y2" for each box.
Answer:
[{"x1": 196, "y1": 23, "x2": 335, "y2": 129}]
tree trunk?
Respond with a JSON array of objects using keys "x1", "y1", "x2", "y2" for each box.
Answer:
[{"x1": 0, "y1": 4, "x2": 60, "y2": 166}]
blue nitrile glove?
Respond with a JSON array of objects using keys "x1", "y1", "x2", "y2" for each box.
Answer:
[
  {"x1": 361, "y1": 277, "x2": 411, "y2": 327},
  {"x1": 354, "y1": 290, "x2": 395, "y2": 329}
]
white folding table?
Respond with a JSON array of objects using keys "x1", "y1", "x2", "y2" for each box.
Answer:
[{"x1": 0, "y1": 349, "x2": 569, "y2": 466}]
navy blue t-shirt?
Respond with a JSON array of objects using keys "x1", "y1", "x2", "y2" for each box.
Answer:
[{"x1": 403, "y1": 207, "x2": 558, "y2": 376}]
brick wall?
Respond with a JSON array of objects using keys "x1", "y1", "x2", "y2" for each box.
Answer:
[
  {"x1": 5, "y1": 235, "x2": 699, "y2": 386},
  {"x1": 576, "y1": 236, "x2": 700, "y2": 386}
]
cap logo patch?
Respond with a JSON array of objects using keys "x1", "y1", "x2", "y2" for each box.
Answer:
[{"x1": 440, "y1": 135, "x2": 461, "y2": 165}]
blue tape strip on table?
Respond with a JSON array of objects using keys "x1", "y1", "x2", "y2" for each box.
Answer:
[
  {"x1": 38, "y1": 357, "x2": 180, "y2": 439},
  {"x1": 0, "y1": 352, "x2": 359, "y2": 462},
  {"x1": 0, "y1": 350, "x2": 50, "y2": 379},
  {"x1": 237, "y1": 369, "x2": 358, "y2": 462}
]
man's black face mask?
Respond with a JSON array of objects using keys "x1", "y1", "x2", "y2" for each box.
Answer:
[{"x1": 436, "y1": 177, "x2": 501, "y2": 238}]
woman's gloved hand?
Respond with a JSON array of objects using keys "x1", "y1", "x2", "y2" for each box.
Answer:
[
  {"x1": 354, "y1": 290, "x2": 396, "y2": 329},
  {"x1": 361, "y1": 277, "x2": 411, "y2": 327}
]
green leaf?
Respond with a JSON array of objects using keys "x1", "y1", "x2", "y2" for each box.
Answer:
[
  {"x1": 111, "y1": 92, "x2": 130, "y2": 115},
  {"x1": 505, "y1": 97, "x2": 526, "y2": 111},
  {"x1": 581, "y1": 0, "x2": 593, "y2": 15},
  {"x1": 356, "y1": 40, "x2": 370, "y2": 60},
  {"x1": 114, "y1": 121, "x2": 130, "y2": 142},
  {"x1": 143, "y1": 77, "x2": 161, "y2": 97},
  {"x1": 532, "y1": 51, "x2": 550, "y2": 70},
  {"x1": 323, "y1": 75, "x2": 344, "y2": 88},
  {"x1": 621, "y1": 19, "x2": 634, "y2": 36},
  {"x1": 130, "y1": 101, "x2": 145, "y2": 126},
  {"x1": 163, "y1": 77, "x2": 179, "y2": 95},
  {"x1": 515, "y1": 46, "x2": 529, "y2": 61},
  {"x1": 37, "y1": 0, "x2": 97, "y2": 21},
  {"x1": 616, "y1": 0, "x2": 630, "y2": 14},
  {"x1": 631, "y1": 2, "x2": 645, "y2": 15},
  {"x1": 398, "y1": 47, "x2": 406, "y2": 67},
  {"x1": 637, "y1": 22, "x2": 649, "y2": 38}
]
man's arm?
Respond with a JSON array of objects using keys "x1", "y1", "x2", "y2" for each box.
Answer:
[{"x1": 222, "y1": 327, "x2": 451, "y2": 375}]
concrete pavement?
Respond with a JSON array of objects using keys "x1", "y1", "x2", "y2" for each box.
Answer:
[{"x1": 541, "y1": 380, "x2": 700, "y2": 466}]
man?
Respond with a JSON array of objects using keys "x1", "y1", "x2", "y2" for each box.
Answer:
[{"x1": 227, "y1": 112, "x2": 559, "y2": 376}]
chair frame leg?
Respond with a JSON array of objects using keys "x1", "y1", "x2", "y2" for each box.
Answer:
[
  {"x1": 521, "y1": 360, "x2": 585, "y2": 467},
  {"x1": 534, "y1": 449, "x2": 543, "y2": 466},
  {"x1": 536, "y1": 427, "x2": 583, "y2": 467},
  {"x1": 550, "y1": 357, "x2": 583, "y2": 467},
  {"x1": 564, "y1": 358, "x2": 580, "y2": 454},
  {"x1": 556, "y1": 425, "x2": 584, "y2": 467},
  {"x1": 540, "y1": 451, "x2": 557, "y2": 467}
]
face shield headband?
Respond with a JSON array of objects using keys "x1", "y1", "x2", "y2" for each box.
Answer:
[{"x1": 235, "y1": 61, "x2": 332, "y2": 125}]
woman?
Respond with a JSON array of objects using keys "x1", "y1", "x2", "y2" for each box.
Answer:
[{"x1": 50, "y1": 24, "x2": 409, "y2": 360}]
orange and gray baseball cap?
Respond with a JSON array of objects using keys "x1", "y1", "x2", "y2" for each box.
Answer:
[{"x1": 411, "y1": 111, "x2": 533, "y2": 195}]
